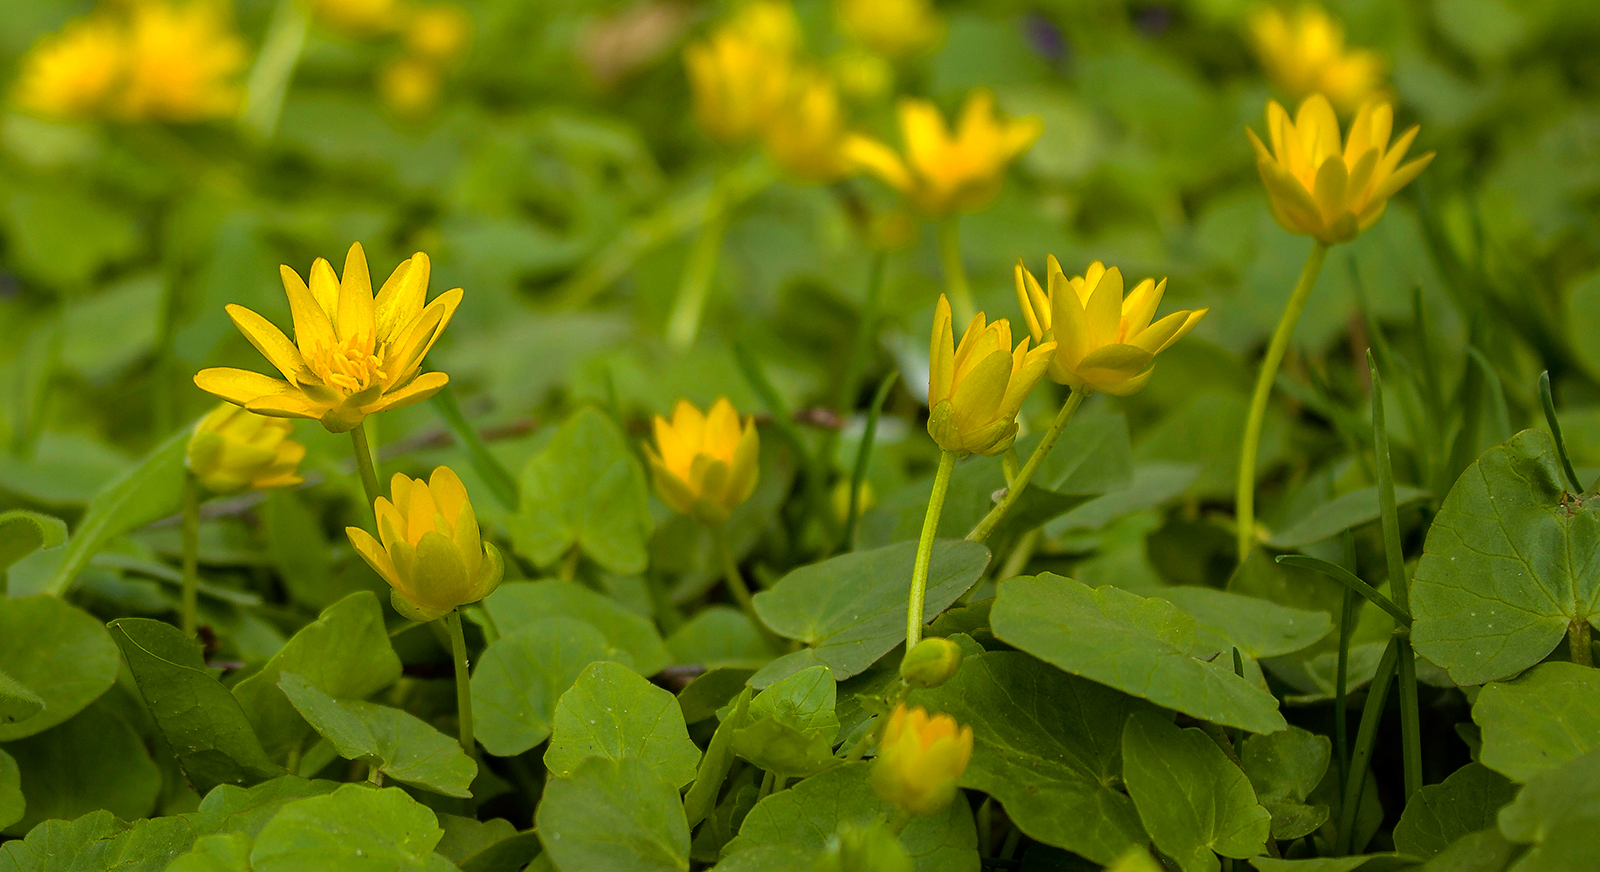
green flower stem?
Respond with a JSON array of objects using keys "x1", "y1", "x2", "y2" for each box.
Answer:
[
  {"x1": 967, "y1": 389, "x2": 1088, "y2": 544},
  {"x1": 1339, "y1": 636, "x2": 1399, "y2": 856},
  {"x1": 239, "y1": 0, "x2": 310, "y2": 140},
  {"x1": 713, "y1": 523, "x2": 784, "y2": 650},
  {"x1": 908, "y1": 450, "x2": 958, "y2": 650},
  {"x1": 938, "y1": 216, "x2": 975, "y2": 326},
  {"x1": 350, "y1": 420, "x2": 382, "y2": 517},
  {"x1": 1571, "y1": 621, "x2": 1593, "y2": 667},
  {"x1": 443, "y1": 609, "x2": 475, "y2": 759},
  {"x1": 666, "y1": 170, "x2": 730, "y2": 350},
  {"x1": 180, "y1": 472, "x2": 201, "y2": 637},
  {"x1": 1237, "y1": 241, "x2": 1329, "y2": 562},
  {"x1": 1334, "y1": 586, "x2": 1355, "y2": 802},
  {"x1": 1371, "y1": 352, "x2": 1423, "y2": 802}
]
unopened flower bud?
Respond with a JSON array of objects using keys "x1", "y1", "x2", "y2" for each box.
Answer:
[{"x1": 899, "y1": 637, "x2": 962, "y2": 689}]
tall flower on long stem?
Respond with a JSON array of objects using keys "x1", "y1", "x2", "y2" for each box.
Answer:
[{"x1": 1247, "y1": 3, "x2": 1385, "y2": 115}]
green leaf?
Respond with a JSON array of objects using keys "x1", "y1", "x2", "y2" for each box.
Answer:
[
  {"x1": 1416, "y1": 829, "x2": 1518, "y2": 872},
  {"x1": 908, "y1": 651, "x2": 1150, "y2": 866},
  {"x1": 1473, "y1": 661, "x2": 1600, "y2": 782},
  {"x1": 508, "y1": 407, "x2": 653, "y2": 574},
  {"x1": 1412, "y1": 429, "x2": 1600, "y2": 685},
  {"x1": 1158, "y1": 586, "x2": 1333, "y2": 659},
  {"x1": 544, "y1": 660, "x2": 701, "y2": 789},
  {"x1": 0, "y1": 809, "x2": 127, "y2": 872},
  {"x1": 1392, "y1": 763, "x2": 1516, "y2": 859},
  {"x1": 193, "y1": 776, "x2": 341, "y2": 838},
  {"x1": 0, "y1": 750, "x2": 19, "y2": 832},
  {"x1": 0, "y1": 510, "x2": 65, "y2": 575},
  {"x1": 535, "y1": 756, "x2": 690, "y2": 872},
  {"x1": 728, "y1": 716, "x2": 840, "y2": 780},
  {"x1": 1044, "y1": 462, "x2": 1202, "y2": 536},
  {"x1": 479, "y1": 580, "x2": 669, "y2": 675},
  {"x1": 1266, "y1": 485, "x2": 1431, "y2": 549},
  {"x1": 684, "y1": 687, "x2": 751, "y2": 829},
  {"x1": 1122, "y1": 711, "x2": 1270, "y2": 872},
  {"x1": 810, "y1": 822, "x2": 915, "y2": 872},
  {"x1": 719, "y1": 762, "x2": 978, "y2": 872},
  {"x1": 752, "y1": 539, "x2": 989, "y2": 681},
  {"x1": 667, "y1": 607, "x2": 774, "y2": 670},
  {"x1": 1, "y1": 697, "x2": 159, "y2": 835},
  {"x1": 54, "y1": 814, "x2": 212, "y2": 872},
  {"x1": 0, "y1": 595, "x2": 118, "y2": 740},
  {"x1": 168, "y1": 833, "x2": 253, "y2": 872},
  {"x1": 992, "y1": 575, "x2": 1287, "y2": 734},
  {"x1": 728, "y1": 664, "x2": 842, "y2": 779},
  {"x1": 248, "y1": 783, "x2": 454, "y2": 872},
  {"x1": 276, "y1": 672, "x2": 477, "y2": 797},
  {"x1": 457, "y1": 831, "x2": 544, "y2": 872},
  {"x1": 1496, "y1": 746, "x2": 1600, "y2": 847},
  {"x1": 433, "y1": 815, "x2": 517, "y2": 863},
  {"x1": 746, "y1": 665, "x2": 839, "y2": 740},
  {"x1": 231, "y1": 591, "x2": 403, "y2": 762},
  {"x1": 678, "y1": 666, "x2": 757, "y2": 724},
  {"x1": 261, "y1": 491, "x2": 335, "y2": 611},
  {"x1": 109, "y1": 618, "x2": 285, "y2": 793},
  {"x1": 471, "y1": 616, "x2": 630, "y2": 757},
  {"x1": 1247, "y1": 857, "x2": 1414, "y2": 872},
  {"x1": 1240, "y1": 726, "x2": 1331, "y2": 840}
]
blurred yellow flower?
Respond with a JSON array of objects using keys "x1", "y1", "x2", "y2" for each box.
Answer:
[
  {"x1": 1015, "y1": 257, "x2": 1206, "y2": 396},
  {"x1": 378, "y1": 57, "x2": 441, "y2": 117},
  {"x1": 13, "y1": 17, "x2": 125, "y2": 120},
  {"x1": 683, "y1": 1, "x2": 799, "y2": 145},
  {"x1": 119, "y1": 0, "x2": 246, "y2": 122},
  {"x1": 194, "y1": 242, "x2": 461, "y2": 433},
  {"x1": 1247, "y1": 95, "x2": 1433, "y2": 245},
  {"x1": 346, "y1": 467, "x2": 504, "y2": 622},
  {"x1": 870, "y1": 704, "x2": 972, "y2": 817},
  {"x1": 763, "y1": 72, "x2": 851, "y2": 183},
  {"x1": 645, "y1": 398, "x2": 760, "y2": 525},
  {"x1": 186, "y1": 403, "x2": 306, "y2": 496},
  {"x1": 845, "y1": 90, "x2": 1042, "y2": 218},
  {"x1": 836, "y1": 0, "x2": 942, "y2": 60},
  {"x1": 1248, "y1": 4, "x2": 1385, "y2": 115},
  {"x1": 927, "y1": 294, "x2": 1054, "y2": 457},
  {"x1": 826, "y1": 47, "x2": 892, "y2": 102},
  {"x1": 402, "y1": 4, "x2": 473, "y2": 65},
  {"x1": 311, "y1": 0, "x2": 403, "y2": 34}
]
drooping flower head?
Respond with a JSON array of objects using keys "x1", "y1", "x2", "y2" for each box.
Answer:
[
  {"x1": 346, "y1": 467, "x2": 504, "y2": 621},
  {"x1": 683, "y1": 0, "x2": 800, "y2": 145},
  {"x1": 870, "y1": 704, "x2": 973, "y2": 817},
  {"x1": 926, "y1": 295, "x2": 1055, "y2": 457},
  {"x1": 13, "y1": 16, "x2": 125, "y2": 120},
  {"x1": 185, "y1": 403, "x2": 306, "y2": 496},
  {"x1": 1015, "y1": 257, "x2": 1206, "y2": 396},
  {"x1": 836, "y1": 0, "x2": 942, "y2": 60},
  {"x1": 1247, "y1": 95, "x2": 1433, "y2": 245},
  {"x1": 118, "y1": 0, "x2": 246, "y2": 122},
  {"x1": 1247, "y1": 4, "x2": 1385, "y2": 115},
  {"x1": 845, "y1": 89, "x2": 1042, "y2": 218},
  {"x1": 645, "y1": 398, "x2": 760, "y2": 526},
  {"x1": 195, "y1": 242, "x2": 461, "y2": 433}
]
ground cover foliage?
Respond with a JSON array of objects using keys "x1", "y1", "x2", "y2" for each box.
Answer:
[{"x1": 0, "y1": 0, "x2": 1599, "y2": 870}]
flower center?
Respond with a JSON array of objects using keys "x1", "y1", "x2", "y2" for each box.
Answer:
[{"x1": 311, "y1": 333, "x2": 387, "y2": 394}]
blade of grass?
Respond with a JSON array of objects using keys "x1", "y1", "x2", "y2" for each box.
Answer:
[
  {"x1": 840, "y1": 371, "x2": 897, "y2": 553},
  {"x1": 1274, "y1": 555, "x2": 1410, "y2": 627},
  {"x1": 1338, "y1": 636, "x2": 1400, "y2": 855},
  {"x1": 1538, "y1": 371, "x2": 1583, "y2": 493},
  {"x1": 430, "y1": 386, "x2": 519, "y2": 512},
  {"x1": 1333, "y1": 531, "x2": 1357, "y2": 810}
]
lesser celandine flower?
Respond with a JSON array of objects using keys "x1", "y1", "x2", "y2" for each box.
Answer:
[
  {"x1": 194, "y1": 242, "x2": 460, "y2": 434},
  {"x1": 763, "y1": 71, "x2": 851, "y2": 183},
  {"x1": 403, "y1": 4, "x2": 473, "y2": 65},
  {"x1": 118, "y1": 0, "x2": 246, "y2": 122},
  {"x1": 836, "y1": 0, "x2": 942, "y2": 60},
  {"x1": 1014, "y1": 257, "x2": 1207, "y2": 396},
  {"x1": 1248, "y1": 4, "x2": 1384, "y2": 115},
  {"x1": 645, "y1": 398, "x2": 760, "y2": 526},
  {"x1": 1247, "y1": 95, "x2": 1433, "y2": 245},
  {"x1": 871, "y1": 704, "x2": 972, "y2": 817},
  {"x1": 186, "y1": 403, "x2": 306, "y2": 496},
  {"x1": 13, "y1": 17, "x2": 124, "y2": 119},
  {"x1": 845, "y1": 90, "x2": 1041, "y2": 219},
  {"x1": 683, "y1": 1, "x2": 799, "y2": 145},
  {"x1": 926, "y1": 295, "x2": 1054, "y2": 458},
  {"x1": 346, "y1": 467, "x2": 504, "y2": 621}
]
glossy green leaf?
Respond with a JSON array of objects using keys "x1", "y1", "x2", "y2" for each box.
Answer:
[
  {"x1": 456, "y1": 831, "x2": 544, "y2": 872},
  {"x1": 1393, "y1": 763, "x2": 1516, "y2": 859},
  {"x1": 471, "y1": 616, "x2": 630, "y2": 757},
  {"x1": 0, "y1": 596, "x2": 118, "y2": 741},
  {"x1": 535, "y1": 756, "x2": 690, "y2": 872},
  {"x1": 433, "y1": 815, "x2": 517, "y2": 863},
  {"x1": 0, "y1": 750, "x2": 19, "y2": 832},
  {"x1": 1240, "y1": 726, "x2": 1331, "y2": 840},
  {"x1": 666, "y1": 606, "x2": 774, "y2": 670},
  {"x1": 0, "y1": 670, "x2": 44, "y2": 727},
  {"x1": 0, "y1": 809, "x2": 128, "y2": 872},
  {"x1": 479, "y1": 580, "x2": 669, "y2": 675},
  {"x1": 0, "y1": 510, "x2": 65, "y2": 575},
  {"x1": 1158, "y1": 586, "x2": 1333, "y2": 659},
  {"x1": 168, "y1": 833, "x2": 254, "y2": 872},
  {"x1": 1474, "y1": 661, "x2": 1600, "y2": 782},
  {"x1": 728, "y1": 664, "x2": 841, "y2": 779},
  {"x1": 1248, "y1": 857, "x2": 1413, "y2": 872},
  {"x1": 684, "y1": 687, "x2": 750, "y2": 828},
  {"x1": 1, "y1": 698, "x2": 159, "y2": 834},
  {"x1": 1496, "y1": 746, "x2": 1600, "y2": 847},
  {"x1": 745, "y1": 664, "x2": 838, "y2": 739},
  {"x1": 678, "y1": 666, "x2": 757, "y2": 724},
  {"x1": 248, "y1": 784, "x2": 454, "y2": 872},
  {"x1": 544, "y1": 660, "x2": 701, "y2": 789},
  {"x1": 1415, "y1": 829, "x2": 1518, "y2": 872},
  {"x1": 193, "y1": 776, "x2": 341, "y2": 838},
  {"x1": 1266, "y1": 485, "x2": 1430, "y2": 548}
]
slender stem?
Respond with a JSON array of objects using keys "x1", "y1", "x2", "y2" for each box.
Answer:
[
  {"x1": 1571, "y1": 621, "x2": 1593, "y2": 667},
  {"x1": 666, "y1": 170, "x2": 730, "y2": 350},
  {"x1": 841, "y1": 372, "x2": 898, "y2": 553},
  {"x1": 938, "y1": 216, "x2": 975, "y2": 326},
  {"x1": 839, "y1": 252, "x2": 888, "y2": 414},
  {"x1": 908, "y1": 451, "x2": 957, "y2": 650},
  {"x1": 997, "y1": 529, "x2": 1039, "y2": 581},
  {"x1": 968, "y1": 390, "x2": 1087, "y2": 543},
  {"x1": 843, "y1": 723, "x2": 877, "y2": 762},
  {"x1": 443, "y1": 610, "x2": 476, "y2": 759},
  {"x1": 239, "y1": 0, "x2": 309, "y2": 140},
  {"x1": 757, "y1": 769, "x2": 776, "y2": 801},
  {"x1": 350, "y1": 420, "x2": 382, "y2": 515},
  {"x1": 1334, "y1": 586, "x2": 1355, "y2": 803},
  {"x1": 1339, "y1": 637, "x2": 1399, "y2": 856},
  {"x1": 977, "y1": 797, "x2": 993, "y2": 854},
  {"x1": 180, "y1": 473, "x2": 201, "y2": 637},
  {"x1": 713, "y1": 523, "x2": 783, "y2": 649},
  {"x1": 1237, "y1": 241, "x2": 1329, "y2": 561},
  {"x1": 558, "y1": 546, "x2": 580, "y2": 583},
  {"x1": 999, "y1": 825, "x2": 1022, "y2": 860}
]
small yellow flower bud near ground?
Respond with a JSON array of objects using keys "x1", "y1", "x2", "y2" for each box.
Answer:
[
  {"x1": 835, "y1": 0, "x2": 942, "y2": 60},
  {"x1": 1014, "y1": 257, "x2": 1207, "y2": 396},
  {"x1": 1246, "y1": 94, "x2": 1434, "y2": 245},
  {"x1": 14, "y1": 17, "x2": 125, "y2": 120},
  {"x1": 871, "y1": 704, "x2": 972, "y2": 817},
  {"x1": 683, "y1": 1, "x2": 799, "y2": 145},
  {"x1": 379, "y1": 57, "x2": 441, "y2": 117},
  {"x1": 900, "y1": 637, "x2": 962, "y2": 689},
  {"x1": 1247, "y1": 4, "x2": 1385, "y2": 115},
  {"x1": 403, "y1": 4, "x2": 473, "y2": 65},
  {"x1": 645, "y1": 398, "x2": 760, "y2": 525},
  {"x1": 926, "y1": 295, "x2": 1054, "y2": 457},
  {"x1": 830, "y1": 479, "x2": 876, "y2": 524},
  {"x1": 194, "y1": 242, "x2": 461, "y2": 433},
  {"x1": 764, "y1": 71, "x2": 852, "y2": 184},
  {"x1": 346, "y1": 467, "x2": 504, "y2": 622},
  {"x1": 844, "y1": 89, "x2": 1042, "y2": 219},
  {"x1": 186, "y1": 403, "x2": 306, "y2": 496}
]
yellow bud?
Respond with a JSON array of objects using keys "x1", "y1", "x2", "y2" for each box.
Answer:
[
  {"x1": 683, "y1": 1, "x2": 799, "y2": 145},
  {"x1": 870, "y1": 704, "x2": 972, "y2": 817},
  {"x1": 926, "y1": 295, "x2": 1054, "y2": 457},
  {"x1": 1013, "y1": 257, "x2": 1207, "y2": 396},
  {"x1": 763, "y1": 71, "x2": 851, "y2": 185},
  {"x1": 1246, "y1": 4, "x2": 1386, "y2": 115},
  {"x1": 899, "y1": 637, "x2": 962, "y2": 689},
  {"x1": 185, "y1": 403, "x2": 306, "y2": 496},
  {"x1": 346, "y1": 466, "x2": 504, "y2": 622},
  {"x1": 403, "y1": 4, "x2": 473, "y2": 65},
  {"x1": 836, "y1": 0, "x2": 942, "y2": 60},
  {"x1": 644, "y1": 398, "x2": 760, "y2": 526},
  {"x1": 831, "y1": 479, "x2": 875, "y2": 524},
  {"x1": 378, "y1": 57, "x2": 441, "y2": 117}
]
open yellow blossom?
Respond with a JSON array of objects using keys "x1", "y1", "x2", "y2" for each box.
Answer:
[
  {"x1": 645, "y1": 398, "x2": 760, "y2": 526},
  {"x1": 379, "y1": 57, "x2": 441, "y2": 117},
  {"x1": 13, "y1": 17, "x2": 125, "y2": 120},
  {"x1": 845, "y1": 90, "x2": 1042, "y2": 218},
  {"x1": 836, "y1": 0, "x2": 942, "y2": 60},
  {"x1": 1248, "y1": 4, "x2": 1385, "y2": 115},
  {"x1": 1247, "y1": 95, "x2": 1434, "y2": 245},
  {"x1": 683, "y1": 1, "x2": 799, "y2": 145},
  {"x1": 346, "y1": 467, "x2": 503, "y2": 622},
  {"x1": 927, "y1": 295, "x2": 1054, "y2": 457},
  {"x1": 763, "y1": 72, "x2": 851, "y2": 183},
  {"x1": 1015, "y1": 258, "x2": 1206, "y2": 396},
  {"x1": 194, "y1": 242, "x2": 461, "y2": 434},
  {"x1": 186, "y1": 403, "x2": 306, "y2": 496},
  {"x1": 403, "y1": 4, "x2": 473, "y2": 65},
  {"x1": 871, "y1": 704, "x2": 972, "y2": 817},
  {"x1": 118, "y1": 0, "x2": 246, "y2": 122}
]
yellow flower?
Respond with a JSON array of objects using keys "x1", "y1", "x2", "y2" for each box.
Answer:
[
  {"x1": 845, "y1": 90, "x2": 1042, "y2": 218},
  {"x1": 118, "y1": 0, "x2": 246, "y2": 122},
  {"x1": 402, "y1": 4, "x2": 473, "y2": 65},
  {"x1": 185, "y1": 403, "x2": 306, "y2": 496},
  {"x1": 311, "y1": 0, "x2": 403, "y2": 34},
  {"x1": 836, "y1": 0, "x2": 942, "y2": 60},
  {"x1": 683, "y1": 1, "x2": 799, "y2": 145},
  {"x1": 870, "y1": 704, "x2": 972, "y2": 817},
  {"x1": 13, "y1": 16, "x2": 125, "y2": 120},
  {"x1": 378, "y1": 57, "x2": 441, "y2": 117},
  {"x1": 1246, "y1": 95, "x2": 1434, "y2": 245},
  {"x1": 926, "y1": 295, "x2": 1054, "y2": 457},
  {"x1": 645, "y1": 398, "x2": 760, "y2": 526},
  {"x1": 346, "y1": 467, "x2": 503, "y2": 621},
  {"x1": 194, "y1": 242, "x2": 461, "y2": 434},
  {"x1": 763, "y1": 72, "x2": 851, "y2": 184},
  {"x1": 1014, "y1": 258, "x2": 1206, "y2": 396},
  {"x1": 1248, "y1": 4, "x2": 1385, "y2": 115}
]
